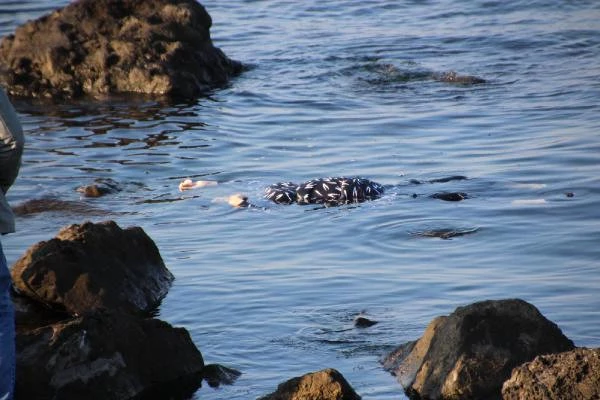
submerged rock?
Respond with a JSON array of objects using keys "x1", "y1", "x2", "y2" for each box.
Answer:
[
  {"x1": 259, "y1": 368, "x2": 361, "y2": 400},
  {"x1": 502, "y1": 347, "x2": 600, "y2": 400},
  {"x1": 382, "y1": 299, "x2": 574, "y2": 400},
  {"x1": 0, "y1": 0, "x2": 243, "y2": 99},
  {"x1": 429, "y1": 192, "x2": 468, "y2": 201},
  {"x1": 15, "y1": 309, "x2": 204, "y2": 400},
  {"x1": 10, "y1": 220, "x2": 174, "y2": 316},
  {"x1": 354, "y1": 316, "x2": 378, "y2": 328},
  {"x1": 77, "y1": 177, "x2": 122, "y2": 198},
  {"x1": 12, "y1": 197, "x2": 109, "y2": 216},
  {"x1": 434, "y1": 71, "x2": 486, "y2": 85}
]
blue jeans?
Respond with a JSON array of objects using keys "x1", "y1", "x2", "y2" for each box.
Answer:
[{"x1": 0, "y1": 242, "x2": 14, "y2": 400}]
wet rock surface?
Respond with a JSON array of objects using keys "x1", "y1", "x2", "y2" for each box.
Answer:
[
  {"x1": 434, "y1": 71, "x2": 486, "y2": 84},
  {"x1": 15, "y1": 309, "x2": 204, "y2": 400},
  {"x1": 10, "y1": 220, "x2": 174, "y2": 315},
  {"x1": 259, "y1": 368, "x2": 361, "y2": 400},
  {"x1": 429, "y1": 192, "x2": 469, "y2": 201},
  {"x1": 77, "y1": 177, "x2": 122, "y2": 198},
  {"x1": 0, "y1": 0, "x2": 243, "y2": 99},
  {"x1": 502, "y1": 347, "x2": 600, "y2": 400},
  {"x1": 200, "y1": 364, "x2": 242, "y2": 388},
  {"x1": 382, "y1": 299, "x2": 575, "y2": 400},
  {"x1": 354, "y1": 316, "x2": 378, "y2": 328}
]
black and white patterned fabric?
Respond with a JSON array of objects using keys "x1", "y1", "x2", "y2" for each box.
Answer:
[
  {"x1": 264, "y1": 177, "x2": 384, "y2": 205},
  {"x1": 264, "y1": 181, "x2": 297, "y2": 204}
]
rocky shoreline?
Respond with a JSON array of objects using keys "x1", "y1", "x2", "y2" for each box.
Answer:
[{"x1": 8, "y1": 220, "x2": 598, "y2": 399}]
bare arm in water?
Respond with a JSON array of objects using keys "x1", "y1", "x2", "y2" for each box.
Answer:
[{"x1": 178, "y1": 179, "x2": 249, "y2": 208}]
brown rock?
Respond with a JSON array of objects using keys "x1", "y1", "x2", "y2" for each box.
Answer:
[
  {"x1": 11, "y1": 220, "x2": 174, "y2": 316},
  {"x1": 0, "y1": 0, "x2": 243, "y2": 99},
  {"x1": 382, "y1": 299, "x2": 574, "y2": 400},
  {"x1": 259, "y1": 368, "x2": 361, "y2": 400},
  {"x1": 15, "y1": 309, "x2": 204, "y2": 400},
  {"x1": 76, "y1": 177, "x2": 122, "y2": 198},
  {"x1": 502, "y1": 347, "x2": 600, "y2": 400}
]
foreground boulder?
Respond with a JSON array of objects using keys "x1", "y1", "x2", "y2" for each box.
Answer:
[
  {"x1": 16, "y1": 309, "x2": 204, "y2": 400},
  {"x1": 502, "y1": 347, "x2": 600, "y2": 400},
  {"x1": 0, "y1": 0, "x2": 243, "y2": 99},
  {"x1": 382, "y1": 299, "x2": 574, "y2": 400},
  {"x1": 11, "y1": 220, "x2": 174, "y2": 316},
  {"x1": 259, "y1": 368, "x2": 361, "y2": 400}
]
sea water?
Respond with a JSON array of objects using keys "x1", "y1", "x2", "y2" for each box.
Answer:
[{"x1": 1, "y1": 1, "x2": 599, "y2": 398}]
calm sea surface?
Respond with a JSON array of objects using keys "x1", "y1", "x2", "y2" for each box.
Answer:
[{"x1": 2, "y1": 1, "x2": 600, "y2": 398}]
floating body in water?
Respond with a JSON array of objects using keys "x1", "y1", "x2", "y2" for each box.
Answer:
[
  {"x1": 264, "y1": 177, "x2": 385, "y2": 205},
  {"x1": 179, "y1": 176, "x2": 467, "y2": 208}
]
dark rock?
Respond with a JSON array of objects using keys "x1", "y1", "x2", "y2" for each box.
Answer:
[
  {"x1": 429, "y1": 176, "x2": 468, "y2": 183},
  {"x1": 0, "y1": 0, "x2": 243, "y2": 99},
  {"x1": 502, "y1": 347, "x2": 600, "y2": 400},
  {"x1": 414, "y1": 227, "x2": 479, "y2": 239},
  {"x1": 10, "y1": 220, "x2": 174, "y2": 316},
  {"x1": 430, "y1": 192, "x2": 468, "y2": 201},
  {"x1": 565, "y1": 192, "x2": 574, "y2": 198},
  {"x1": 382, "y1": 299, "x2": 574, "y2": 400},
  {"x1": 15, "y1": 309, "x2": 204, "y2": 400},
  {"x1": 259, "y1": 368, "x2": 361, "y2": 400},
  {"x1": 77, "y1": 177, "x2": 122, "y2": 198},
  {"x1": 435, "y1": 71, "x2": 486, "y2": 85},
  {"x1": 200, "y1": 364, "x2": 241, "y2": 388},
  {"x1": 354, "y1": 316, "x2": 378, "y2": 328},
  {"x1": 11, "y1": 288, "x2": 69, "y2": 333}
]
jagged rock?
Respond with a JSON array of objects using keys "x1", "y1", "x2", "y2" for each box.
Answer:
[
  {"x1": 10, "y1": 220, "x2": 174, "y2": 316},
  {"x1": 15, "y1": 309, "x2": 204, "y2": 400},
  {"x1": 259, "y1": 368, "x2": 361, "y2": 400},
  {"x1": 0, "y1": 0, "x2": 243, "y2": 99},
  {"x1": 502, "y1": 347, "x2": 600, "y2": 400},
  {"x1": 382, "y1": 299, "x2": 574, "y2": 400}
]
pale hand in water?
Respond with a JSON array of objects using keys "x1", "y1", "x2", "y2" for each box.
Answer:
[{"x1": 178, "y1": 179, "x2": 218, "y2": 191}]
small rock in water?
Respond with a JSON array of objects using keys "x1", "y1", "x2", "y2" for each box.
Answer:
[
  {"x1": 77, "y1": 178, "x2": 122, "y2": 198},
  {"x1": 430, "y1": 192, "x2": 468, "y2": 201},
  {"x1": 428, "y1": 175, "x2": 468, "y2": 183},
  {"x1": 565, "y1": 192, "x2": 574, "y2": 198},
  {"x1": 201, "y1": 364, "x2": 242, "y2": 388},
  {"x1": 354, "y1": 316, "x2": 378, "y2": 328}
]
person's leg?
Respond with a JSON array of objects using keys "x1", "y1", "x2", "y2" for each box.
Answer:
[{"x1": 0, "y1": 242, "x2": 15, "y2": 400}]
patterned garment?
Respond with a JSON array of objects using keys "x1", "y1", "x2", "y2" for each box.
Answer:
[{"x1": 264, "y1": 177, "x2": 385, "y2": 205}]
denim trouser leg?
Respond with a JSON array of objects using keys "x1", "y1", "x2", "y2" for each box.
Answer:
[{"x1": 0, "y1": 242, "x2": 15, "y2": 400}]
